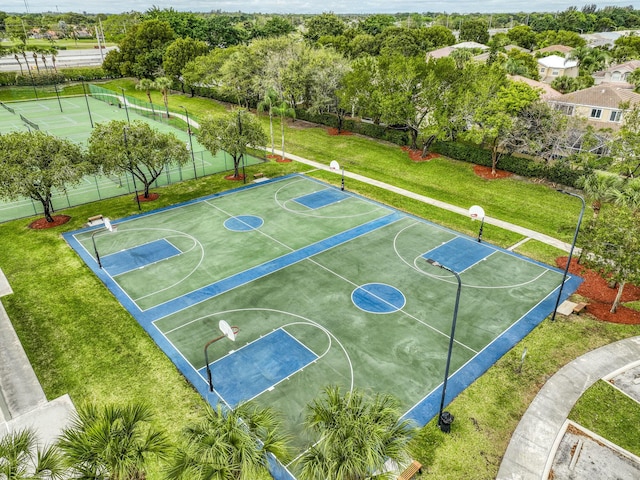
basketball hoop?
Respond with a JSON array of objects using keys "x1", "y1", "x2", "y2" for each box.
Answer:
[
  {"x1": 468, "y1": 205, "x2": 485, "y2": 243},
  {"x1": 204, "y1": 320, "x2": 240, "y2": 392},
  {"x1": 329, "y1": 161, "x2": 345, "y2": 191},
  {"x1": 103, "y1": 217, "x2": 117, "y2": 233}
]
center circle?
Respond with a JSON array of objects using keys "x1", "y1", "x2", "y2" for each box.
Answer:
[
  {"x1": 224, "y1": 215, "x2": 264, "y2": 232},
  {"x1": 352, "y1": 283, "x2": 406, "y2": 314}
]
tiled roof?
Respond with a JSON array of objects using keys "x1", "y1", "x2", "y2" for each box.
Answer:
[
  {"x1": 508, "y1": 75, "x2": 562, "y2": 99},
  {"x1": 537, "y1": 44, "x2": 575, "y2": 54},
  {"x1": 553, "y1": 84, "x2": 640, "y2": 108},
  {"x1": 538, "y1": 55, "x2": 578, "y2": 69}
]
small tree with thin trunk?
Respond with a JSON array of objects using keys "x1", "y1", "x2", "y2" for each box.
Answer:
[
  {"x1": 197, "y1": 109, "x2": 267, "y2": 179},
  {"x1": 272, "y1": 101, "x2": 296, "y2": 161},
  {"x1": 88, "y1": 120, "x2": 190, "y2": 199},
  {"x1": 153, "y1": 76, "x2": 173, "y2": 118},
  {"x1": 581, "y1": 205, "x2": 640, "y2": 313},
  {"x1": 0, "y1": 131, "x2": 91, "y2": 222},
  {"x1": 257, "y1": 88, "x2": 280, "y2": 156},
  {"x1": 135, "y1": 78, "x2": 156, "y2": 115}
]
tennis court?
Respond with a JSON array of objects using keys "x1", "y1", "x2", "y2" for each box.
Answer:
[
  {"x1": 0, "y1": 94, "x2": 264, "y2": 223},
  {"x1": 64, "y1": 174, "x2": 581, "y2": 479}
]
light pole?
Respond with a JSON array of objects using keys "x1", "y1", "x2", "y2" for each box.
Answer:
[
  {"x1": 123, "y1": 127, "x2": 141, "y2": 211},
  {"x1": 426, "y1": 258, "x2": 462, "y2": 433},
  {"x1": 80, "y1": 77, "x2": 94, "y2": 128},
  {"x1": 120, "y1": 87, "x2": 130, "y2": 124},
  {"x1": 551, "y1": 190, "x2": 585, "y2": 321},
  {"x1": 179, "y1": 106, "x2": 198, "y2": 179}
]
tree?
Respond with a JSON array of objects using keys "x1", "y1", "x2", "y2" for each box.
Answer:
[
  {"x1": 303, "y1": 13, "x2": 346, "y2": 43},
  {"x1": 166, "y1": 402, "x2": 291, "y2": 480},
  {"x1": 307, "y1": 48, "x2": 351, "y2": 132},
  {"x1": 204, "y1": 15, "x2": 246, "y2": 48},
  {"x1": 197, "y1": 109, "x2": 267, "y2": 179},
  {"x1": 507, "y1": 25, "x2": 537, "y2": 50},
  {"x1": 163, "y1": 37, "x2": 209, "y2": 93},
  {"x1": 58, "y1": 402, "x2": 170, "y2": 480},
  {"x1": 610, "y1": 102, "x2": 640, "y2": 178},
  {"x1": 0, "y1": 131, "x2": 91, "y2": 223},
  {"x1": 257, "y1": 88, "x2": 280, "y2": 156},
  {"x1": 422, "y1": 25, "x2": 456, "y2": 49},
  {"x1": 135, "y1": 78, "x2": 156, "y2": 114},
  {"x1": 258, "y1": 16, "x2": 295, "y2": 38},
  {"x1": 459, "y1": 18, "x2": 489, "y2": 44},
  {"x1": 297, "y1": 386, "x2": 415, "y2": 480},
  {"x1": 463, "y1": 80, "x2": 540, "y2": 174},
  {"x1": 0, "y1": 428, "x2": 65, "y2": 480},
  {"x1": 272, "y1": 101, "x2": 296, "y2": 161},
  {"x1": 577, "y1": 170, "x2": 622, "y2": 220},
  {"x1": 358, "y1": 14, "x2": 395, "y2": 36},
  {"x1": 104, "y1": 19, "x2": 176, "y2": 78},
  {"x1": 88, "y1": 120, "x2": 190, "y2": 198},
  {"x1": 153, "y1": 76, "x2": 173, "y2": 118},
  {"x1": 581, "y1": 205, "x2": 640, "y2": 313}
]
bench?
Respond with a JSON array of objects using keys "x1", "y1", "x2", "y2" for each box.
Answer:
[
  {"x1": 573, "y1": 302, "x2": 588, "y2": 314},
  {"x1": 398, "y1": 460, "x2": 422, "y2": 480},
  {"x1": 253, "y1": 172, "x2": 265, "y2": 179},
  {"x1": 87, "y1": 214, "x2": 104, "y2": 226}
]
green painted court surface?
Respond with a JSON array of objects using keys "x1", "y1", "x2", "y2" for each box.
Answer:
[{"x1": 65, "y1": 174, "x2": 580, "y2": 474}]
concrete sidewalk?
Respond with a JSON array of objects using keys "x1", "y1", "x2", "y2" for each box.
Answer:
[
  {"x1": 497, "y1": 336, "x2": 640, "y2": 479},
  {"x1": 284, "y1": 151, "x2": 574, "y2": 253}
]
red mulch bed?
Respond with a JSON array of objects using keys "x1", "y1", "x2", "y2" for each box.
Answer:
[
  {"x1": 327, "y1": 128, "x2": 353, "y2": 136},
  {"x1": 401, "y1": 146, "x2": 441, "y2": 162},
  {"x1": 474, "y1": 165, "x2": 513, "y2": 179},
  {"x1": 138, "y1": 193, "x2": 159, "y2": 202},
  {"x1": 267, "y1": 154, "x2": 291, "y2": 163},
  {"x1": 225, "y1": 174, "x2": 246, "y2": 181},
  {"x1": 28, "y1": 215, "x2": 71, "y2": 229},
  {"x1": 557, "y1": 257, "x2": 640, "y2": 325}
]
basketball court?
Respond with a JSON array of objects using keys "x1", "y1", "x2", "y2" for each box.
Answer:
[{"x1": 63, "y1": 174, "x2": 582, "y2": 478}]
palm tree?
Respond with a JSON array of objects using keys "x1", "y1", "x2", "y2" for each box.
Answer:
[
  {"x1": 298, "y1": 386, "x2": 416, "y2": 480},
  {"x1": 257, "y1": 88, "x2": 280, "y2": 156},
  {"x1": 58, "y1": 402, "x2": 170, "y2": 480},
  {"x1": 136, "y1": 78, "x2": 156, "y2": 115},
  {"x1": 577, "y1": 170, "x2": 622, "y2": 221},
  {"x1": 153, "y1": 76, "x2": 173, "y2": 118},
  {"x1": 0, "y1": 428, "x2": 66, "y2": 479},
  {"x1": 166, "y1": 402, "x2": 291, "y2": 480},
  {"x1": 271, "y1": 100, "x2": 296, "y2": 161}
]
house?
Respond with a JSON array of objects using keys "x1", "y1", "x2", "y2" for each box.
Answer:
[
  {"x1": 537, "y1": 55, "x2": 579, "y2": 83},
  {"x1": 548, "y1": 84, "x2": 640, "y2": 129},
  {"x1": 536, "y1": 44, "x2": 575, "y2": 56},
  {"x1": 508, "y1": 75, "x2": 562, "y2": 100},
  {"x1": 426, "y1": 41, "x2": 488, "y2": 59},
  {"x1": 593, "y1": 59, "x2": 640, "y2": 88}
]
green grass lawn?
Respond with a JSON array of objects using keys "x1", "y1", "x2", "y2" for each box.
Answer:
[
  {"x1": 1, "y1": 83, "x2": 639, "y2": 479},
  {"x1": 569, "y1": 380, "x2": 640, "y2": 456}
]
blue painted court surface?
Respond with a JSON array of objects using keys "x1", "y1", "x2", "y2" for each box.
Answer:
[
  {"x1": 424, "y1": 236, "x2": 495, "y2": 272},
  {"x1": 224, "y1": 214, "x2": 264, "y2": 231},
  {"x1": 294, "y1": 188, "x2": 349, "y2": 209},
  {"x1": 102, "y1": 239, "x2": 181, "y2": 276},
  {"x1": 352, "y1": 283, "x2": 406, "y2": 313},
  {"x1": 204, "y1": 329, "x2": 318, "y2": 407}
]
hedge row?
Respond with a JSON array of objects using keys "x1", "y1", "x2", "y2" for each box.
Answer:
[
  {"x1": 431, "y1": 141, "x2": 584, "y2": 188},
  {"x1": 0, "y1": 67, "x2": 107, "y2": 86},
  {"x1": 293, "y1": 109, "x2": 411, "y2": 146}
]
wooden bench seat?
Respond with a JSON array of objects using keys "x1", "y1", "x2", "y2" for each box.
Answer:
[
  {"x1": 253, "y1": 172, "x2": 265, "y2": 179},
  {"x1": 573, "y1": 302, "x2": 588, "y2": 314},
  {"x1": 398, "y1": 460, "x2": 422, "y2": 480}
]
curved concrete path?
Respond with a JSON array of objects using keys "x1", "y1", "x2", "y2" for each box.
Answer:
[
  {"x1": 497, "y1": 336, "x2": 640, "y2": 479},
  {"x1": 279, "y1": 151, "x2": 575, "y2": 253}
]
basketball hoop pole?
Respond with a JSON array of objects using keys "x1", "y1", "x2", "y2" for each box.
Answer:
[
  {"x1": 341, "y1": 167, "x2": 345, "y2": 191},
  {"x1": 551, "y1": 190, "x2": 585, "y2": 322},
  {"x1": 426, "y1": 258, "x2": 461, "y2": 433},
  {"x1": 204, "y1": 334, "x2": 226, "y2": 392},
  {"x1": 477, "y1": 216, "x2": 485, "y2": 243}
]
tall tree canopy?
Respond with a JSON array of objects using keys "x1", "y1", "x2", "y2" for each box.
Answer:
[
  {"x1": 88, "y1": 120, "x2": 190, "y2": 198},
  {"x1": 0, "y1": 131, "x2": 91, "y2": 222},
  {"x1": 197, "y1": 109, "x2": 267, "y2": 179}
]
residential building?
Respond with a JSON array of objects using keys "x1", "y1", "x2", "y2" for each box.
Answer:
[
  {"x1": 593, "y1": 59, "x2": 640, "y2": 88},
  {"x1": 537, "y1": 55, "x2": 579, "y2": 83}
]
